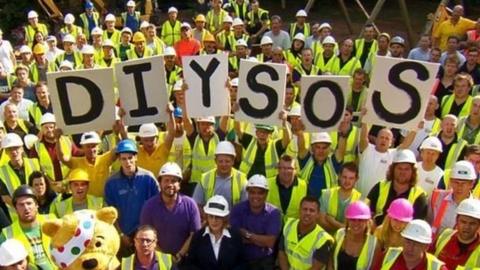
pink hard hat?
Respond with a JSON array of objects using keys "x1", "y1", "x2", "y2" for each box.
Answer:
[
  {"x1": 387, "y1": 198, "x2": 414, "y2": 222},
  {"x1": 345, "y1": 201, "x2": 371, "y2": 220}
]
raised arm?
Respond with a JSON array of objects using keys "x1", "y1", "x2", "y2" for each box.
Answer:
[{"x1": 280, "y1": 110, "x2": 292, "y2": 148}]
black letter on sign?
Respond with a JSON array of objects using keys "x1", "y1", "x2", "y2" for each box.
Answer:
[
  {"x1": 239, "y1": 65, "x2": 278, "y2": 118},
  {"x1": 372, "y1": 62, "x2": 427, "y2": 124},
  {"x1": 56, "y1": 76, "x2": 104, "y2": 125},
  {"x1": 189, "y1": 58, "x2": 220, "y2": 108},
  {"x1": 304, "y1": 80, "x2": 345, "y2": 128},
  {"x1": 123, "y1": 63, "x2": 158, "y2": 117}
]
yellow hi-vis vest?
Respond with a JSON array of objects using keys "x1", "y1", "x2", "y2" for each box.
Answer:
[
  {"x1": 440, "y1": 95, "x2": 473, "y2": 118},
  {"x1": 330, "y1": 126, "x2": 360, "y2": 163},
  {"x1": 191, "y1": 134, "x2": 220, "y2": 183},
  {"x1": 231, "y1": 1, "x2": 249, "y2": 20},
  {"x1": 200, "y1": 168, "x2": 247, "y2": 204},
  {"x1": 289, "y1": 23, "x2": 311, "y2": 39},
  {"x1": 266, "y1": 176, "x2": 307, "y2": 221},
  {"x1": 161, "y1": 20, "x2": 182, "y2": 47},
  {"x1": 354, "y1": 39, "x2": 378, "y2": 64},
  {"x1": 55, "y1": 51, "x2": 83, "y2": 69},
  {"x1": 325, "y1": 55, "x2": 362, "y2": 76},
  {"x1": 246, "y1": 8, "x2": 270, "y2": 28},
  {"x1": 429, "y1": 133, "x2": 467, "y2": 171},
  {"x1": 50, "y1": 195, "x2": 103, "y2": 217},
  {"x1": 28, "y1": 103, "x2": 47, "y2": 128},
  {"x1": 283, "y1": 218, "x2": 334, "y2": 270},
  {"x1": 375, "y1": 181, "x2": 425, "y2": 216},
  {"x1": 34, "y1": 137, "x2": 71, "y2": 181},
  {"x1": 321, "y1": 186, "x2": 361, "y2": 220},
  {"x1": 434, "y1": 228, "x2": 480, "y2": 269},
  {"x1": 121, "y1": 11, "x2": 140, "y2": 28},
  {"x1": 121, "y1": 251, "x2": 172, "y2": 270},
  {"x1": 148, "y1": 36, "x2": 166, "y2": 55},
  {"x1": 206, "y1": 9, "x2": 228, "y2": 34},
  {"x1": 60, "y1": 25, "x2": 82, "y2": 39},
  {"x1": 24, "y1": 24, "x2": 48, "y2": 47},
  {"x1": 300, "y1": 156, "x2": 337, "y2": 189},
  {"x1": 1, "y1": 215, "x2": 56, "y2": 268},
  {"x1": 79, "y1": 12, "x2": 100, "y2": 40},
  {"x1": 102, "y1": 29, "x2": 121, "y2": 45},
  {"x1": 239, "y1": 138, "x2": 279, "y2": 178},
  {"x1": 29, "y1": 62, "x2": 56, "y2": 83},
  {"x1": 126, "y1": 47, "x2": 154, "y2": 60},
  {"x1": 159, "y1": 132, "x2": 192, "y2": 171},
  {"x1": 314, "y1": 52, "x2": 336, "y2": 73},
  {"x1": 381, "y1": 247, "x2": 444, "y2": 270},
  {"x1": 333, "y1": 228, "x2": 377, "y2": 270},
  {"x1": 456, "y1": 116, "x2": 480, "y2": 144},
  {"x1": 217, "y1": 30, "x2": 236, "y2": 51},
  {"x1": 0, "y1": 158, "x2": 40, "y2": 196}
]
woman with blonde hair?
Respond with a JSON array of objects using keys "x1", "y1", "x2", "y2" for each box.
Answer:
[
  {"x1": 330, "y1": 201, "x2": 380, "y2": 270},
  {"x1": 374, "y1": 198, "x2": 414, "y2": 250}
]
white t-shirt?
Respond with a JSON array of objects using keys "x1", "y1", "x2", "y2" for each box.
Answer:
[
  {"x1": 401, "y1": 118, "x2": 436, "y2": 158},
  {"x1": 0, "y1": 99, "x2": 34, "y2": 121},
  {"x1": 358, "y1": 143, "x2": 396, "y2": 197},
  {"x1": 0, "y1": 40, "x2": 14, "y2": 74},
  {"x1": 416, "y1": 161, "x2": 444, "y2": 198}
]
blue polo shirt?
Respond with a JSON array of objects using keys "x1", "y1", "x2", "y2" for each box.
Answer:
[
  {"x1": 299, "y1": 154, "x2": 342, "y2": 199},
  {"x1": 104, "y1": 168, "x2": 159, "y2": 235}
]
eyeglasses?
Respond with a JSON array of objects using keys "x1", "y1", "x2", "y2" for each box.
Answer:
[{"x1": 135, "y1": 238, "x2": 156, "y2": 245}]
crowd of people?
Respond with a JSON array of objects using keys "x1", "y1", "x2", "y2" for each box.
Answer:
[{"x1": 0, "y1": 0, "x2": 479, "y2": 269}]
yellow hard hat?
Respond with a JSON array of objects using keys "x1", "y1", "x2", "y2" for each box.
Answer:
[
  {"x1": 33, "y1": 44, "x2": 45, "y2": 55},
  {"x1": 132, "y1": 32, "x2": 146, "y2": 43},
  {"x1": 67, "y1": 168, "x2": 90, "y2": 183},
  {"x1": 195, "y1": 14, "x2": 206, "y2": 22},
  {"x1": 203, "y1": 33, "x2": 216, "y2": 43}
]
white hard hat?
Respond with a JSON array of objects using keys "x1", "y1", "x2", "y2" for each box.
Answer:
[
  {"x1": 28, "y1": 10, "x2": 39, "y2": 19},
  {"x1": 322, "y1": 35, "x2": 336, "y2": 45},
  {"x1": 81, "y1": 45, "x2": 95, "y2": 55},
  {"x1": 163, "y1": 46, "x2": 176, "y2": 56},
  {"x1": 64, "y1": 13, "x2": 75, "y2": 24},
  {"x1": 91, "y1": 26, "x2": 103, "y2": 36},
  {"x1": 2, "y1": 133, "x2": 24, "y2": 148},
  {"x1": 319, "y1": 22, "x2": 332, "y2": 30},
  {"x1": 296, "y1": 9, "x2": 307, "y2": 17},
  {"x1": 121, "y1": 27, "x2": 133, "y2": 34},
  {"x1": 235, "y1": 38, "x2": 248, "y2": 48},
  {"x1": 19, "y1": 45, "x2": 32, "y2": 54},
  {"x1": 288, "y1": 106, "x2": 301, "y2": 117},
  {"x1": 204, "y1": 195, "x2": 229, "y2": 217},
  {"x1": 139, "y1": 123, "x2": 159, "y2": 138},
  {"x1": 59, "y1": 60, "x2": 74, "y2": 70},
  {"x1": 450, "y1": 160, "x2": 477, "y2": 180},
  {"x1": 196, "y1": 116, "x2": 215, "y2": 124},
  {"x1": 24, "y1": 134, "x2": 39, "y2": 150},
  {"x1": 168, "y1": 6, "x2": 178, "y2": 13},
  {"x1": 456, "y1": 198, "x2": 480, "y2": 219},
  {"x1": 293, "y1": 33, "x2": 305, "y2": 42},
  {"x1": 260, "y1": 36, "x2": 273, "y2": 46},
  {"x1": 0, "y1": 239, "x2": 28, "y2": 266},
  {"x1": 231, "y1": 78, "x2": 239, "y2": 87},
  {"x1": 126, "y1": 0, "x2": 136, "y2": 7},
  {"x1": 40, "y1": 112, "x2": 56, "y2": 125},
  {"x1": 310, "y1": 132, "x2": 332, "y2": 145},
  {"x1": 401, "y1": 219, "x2": 432, "y2": 244},
  {"x1": 62, "y1": 34, "x2": 75, "y2": 43},
  {"x1": 102, "y1": 39, "x2": 114, "y2": 47},
  {"x1": 46, "y1": 35, "x2": 57, "y2": 42},
  {"x1": 181, "y1": 22, "x2": 191, "y2": 29},
  {"x1": 80, "y1": 131, "x2": 101, "y2": 145},
  {"x1": 105, "y1": 13, "x2": 116, "y2": 22},
  {"x1": 158, "y1": 162, "x2": 183, "y2": 179},
  {"x1": 215, "y1": 141, "x2": 236, "y2": 156},
  {"x1": 392, "y1": 149, "x2": 416, "y2": 164},
  {"x1": 232, "y1": 17, "x2": 244, "y2": 27},
  {"x1": 173, "y1": 79, "x2": 183, "y2": 91},
  {"x1": 420, "y1": 136, "x2": 443, "y2": 153},
  {"x1": 248, "y1": 57, "x2": 258, "y2": 62},
  {"x1": 247, "y1": 174, "x2": 269, "y2": 190},
  {"x1": 140, "y1": 21, "x2": 150, "y2": 29},
  {"x1": 223, "y1": 15, "x2": 233, "y2": 24}
]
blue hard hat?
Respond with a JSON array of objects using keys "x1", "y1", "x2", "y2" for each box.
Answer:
[
  {"x1": 173, "y1": 107, "x2": 183, "y2": 118},
  {"x1": 85, "y1": 1, "x2": 94, "y2": 9},
  {"x1": 116, "y1": 139, "x2": 137, "y2": 154}
]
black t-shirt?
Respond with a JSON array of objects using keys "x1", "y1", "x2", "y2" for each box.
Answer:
[
  {"x1": 338, "y1": 249, "x2": 359, "y2": 270},
  {"x1": 240, "y1": 133, "x2": 286, "y2": 178}
]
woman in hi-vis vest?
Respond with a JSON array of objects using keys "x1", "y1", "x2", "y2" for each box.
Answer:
[{"x1": 374, "y1": 198, "x2": 414, "y2": 251}]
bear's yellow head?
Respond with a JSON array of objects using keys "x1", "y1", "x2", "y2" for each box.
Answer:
[{"x1": 42, "y1": 207, "x2": 120, "y2": 270}]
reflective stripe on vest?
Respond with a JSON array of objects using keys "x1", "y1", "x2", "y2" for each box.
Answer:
[
  {"x1": 266, "y1": 177, "x2": 307, "y2": 221},
  {"x1": 200, "y1": 168, "x2": 246, "y2": 204},
  {"x1": 239, "y1": 138, "x2": 279, "y2": 178},
  {"x1": 326, "y1": 56, "x2": 361, "y2": 76},
  {"x1": 161, "y1": 20, "x2": 181, "y2": 46},
  {"x1": 126, "y1": 47, "x2": 154, "y2": 60},
  {"x1": 290, "y1": 23, "x2": 311, "y2": 39},
  {"x1": 25, "y1": 24, "x2": 48, "y2": 46},
  {"x1": 207, "y1": 9, "x2": 228, "y2": 33},
  {"x1": 322, "y1": 187, "x2": 361, "y2": 219},
  {"x1": 247, "y1": 9, "x2": 269, "y2": 27},
  {"x1": 35, "y1": 137, "x2": 71, "y2": 181},
  {"x1": 375, "y1": 181, "x2": 425, "y2": 216},
  {"x1": 0, "y1": 158, "x2": 39, "y2": 195},
  {"x1": 28, "y1": 103, "x2": 44, "y2": 128},
  {"x1": 80, "y1": 12, "x2": 100, "y2": 39},
  {"x1": 102, "y1": 30, "x2": 121, "y2": 45},
  {"x1": 54, "y1": 195, "x2": 103, "y2": 217},
  {"x1": 440, "y1": 95, "x2": 473, "y2": 118},
  {"x1": 217, "y1": 30, "x2": 236, "y2": 51},
  {"x1": 430, "y1": 190, "x2": 451, "y2": 235},
  {"x1": 121, "y1": 251, "x2": 172, "y2": 270},
  {"x1": 435, "y1": 228, "x2": 480, "y2": 268},
  {"x1": 191, "y1": 134, "x2": 219, "y2": 183},
  {"x1": 354, "y1": 39, "x2": 378, "y2": 62},
  {"x1": 283, "y1": 218, "x2": 333, "y2": 270},
  {"x1": 381, "y1": 248, "x2": 444, "y2": 270},
  {"x1": 333, "y1": 228, "x2": 377, "y2": 270},
  {"x1": 444, "y1": 139, "x2": 467, "y2": 170},
  {"x1": 300, "y1": 156, "x2": 337, "y2": 189},
  {"x1": 232, "y1": 2, "x2": 248, "y2": 20}
]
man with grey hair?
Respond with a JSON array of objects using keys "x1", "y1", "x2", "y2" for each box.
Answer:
[{"x1": 263, "y1": 15, "x2": 291, "y2": 50}]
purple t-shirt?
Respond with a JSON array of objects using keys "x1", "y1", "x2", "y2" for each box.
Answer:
[
  {"x1": 140, "y1": 194, "x2": 201, "y2": 254},
  {"x1": 230, "y1": 201, "x2": 282, "y2": 260}
]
